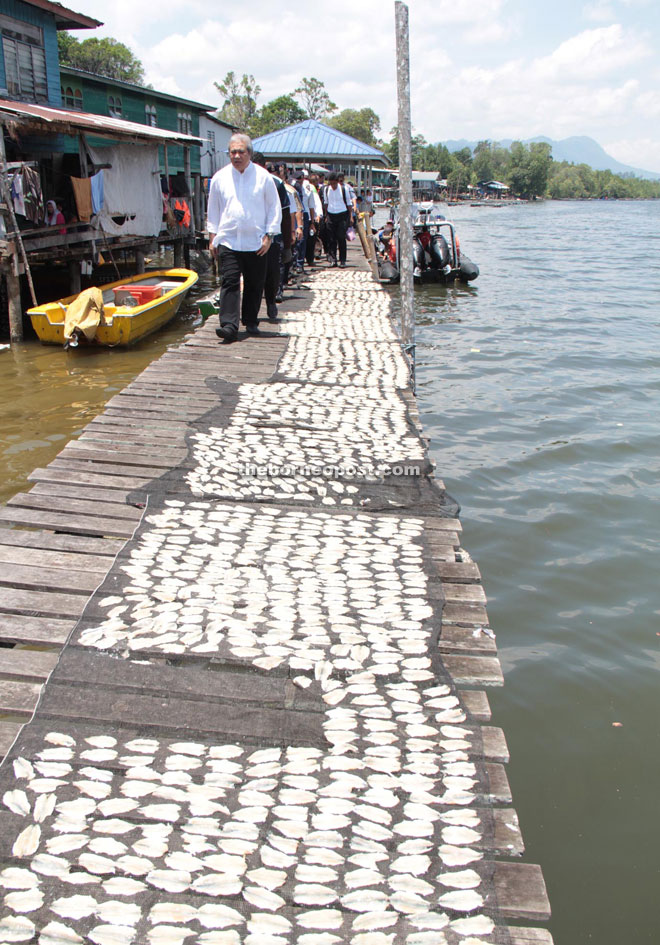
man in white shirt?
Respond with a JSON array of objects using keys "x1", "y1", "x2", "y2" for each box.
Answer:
[
  {"x1": 207, "y1": 133, "x2": 281, "y2": 341},
  {"x1": 324, "y1": 171, "x2": 354, "y2": 267}
]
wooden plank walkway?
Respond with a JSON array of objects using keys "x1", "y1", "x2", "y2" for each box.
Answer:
[{"x1": 0, "y1": 245, "x2": 552, "y2": 944}]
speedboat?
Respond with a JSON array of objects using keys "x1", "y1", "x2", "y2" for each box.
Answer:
[
  {"x1": 28, "y1": 268, "x2": 198, "y2": 347},
  {"x1": 378, "y1": 203, "x2": 479, "y2": 285}
]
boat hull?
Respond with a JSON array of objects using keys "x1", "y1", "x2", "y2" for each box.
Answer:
[{"x1": 28, "y1": 269, "x2": 198, "y2": 346}]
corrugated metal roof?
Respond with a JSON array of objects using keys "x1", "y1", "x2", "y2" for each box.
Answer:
[
  {"x1": 253, "y1": 119, "x2": 387, "y2": 164},
  {"x1": 20, "y1": 0, "x2": 101, "y2": 29},
  {"x1": 0, "y1": 99, "x2": 203, "y2": 145}
]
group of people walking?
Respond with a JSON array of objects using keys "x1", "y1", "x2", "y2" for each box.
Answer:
[{"x1": 207, "y1": 133, "x2": 359, "y2": 343}]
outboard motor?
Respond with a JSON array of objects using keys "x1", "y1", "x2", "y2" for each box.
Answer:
[
  {"x1": 379, "y1": 259, "x2": 400, "y2": 283},
  {"x1": 413, "y1": 238, "x2": 426, "y2": 273},
  {"x1": 430, "y1": 234, "x2": 451, "y2": 270}
]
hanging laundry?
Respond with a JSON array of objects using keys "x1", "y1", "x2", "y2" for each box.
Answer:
[
  {"x1": 21, "y1": 165, "x2": 44, "y2": 224},
  {"x1": 90, "y1": 170, "x2": 104, "y2": 214},
  {"x1": 11, "y1": 172, "x2": 25, "y2": 216},
  {"x1": 173, "y1": 198, "x2": 190, "y2": 228},
  {"x1": 71, "y1": 176, "x2": 93, "y2": 222}
]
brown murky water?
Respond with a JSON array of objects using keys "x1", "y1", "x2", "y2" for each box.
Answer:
[{"x1": 0, "y1": 271, "x2": 216, "y2": 506}]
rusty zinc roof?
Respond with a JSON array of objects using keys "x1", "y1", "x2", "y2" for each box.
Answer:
[{"x1": 0, "y1": 99, "x2": 203, "y2": 146}]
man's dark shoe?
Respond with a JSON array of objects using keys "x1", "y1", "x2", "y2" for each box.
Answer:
[
  {"x1": 266, "y1": 302, "x2": 278, "y2": 321},
  {"x1": 339, "y1": 261, "x2": 347, "y2": 268},
  {"x1": 275, "y1": 292, "x2": 284, "y2": 303},
  {"x1": 245, "y1": 324, "x2": 261, "y2": 336},
  {"x1": 216, "y1": 325, "x2": 237, "y2": 342}
]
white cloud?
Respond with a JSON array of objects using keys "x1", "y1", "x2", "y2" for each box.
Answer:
[
  {"x1": 582, "y1": 1, "x2": 617, "y2": 21},
  {"x1": 533, "y1": 25, "x2": 650, "y2": 81},
  {"x1": 605, "y1": 137, "x2": 660, "y2": 172}
]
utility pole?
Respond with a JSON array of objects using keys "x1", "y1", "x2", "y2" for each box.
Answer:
[{"x1": 395, "y1": 1, "x2": 415, "y2": 391}]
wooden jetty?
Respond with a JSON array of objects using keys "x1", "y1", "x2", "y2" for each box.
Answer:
[{"x1": 0, "y1": 245, "x2": 552, "y2": 943}]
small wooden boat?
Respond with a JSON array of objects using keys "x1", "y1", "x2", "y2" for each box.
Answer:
[{"x1": 28, "y1": 269, "x2": 198, "y2": 347}]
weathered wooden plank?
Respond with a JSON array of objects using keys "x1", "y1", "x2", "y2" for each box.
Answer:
[
  {"x1": 0, "y1": 507, "x2": 136, "y2": 539},
  {"x1": 8, "y1": 492, "x2": 142, "y2": 522},
  {"x1": 493, "y1": 808, "x2": 524, "y2": 855},
  {"x1": 61, "y1": 442, "x2": 186, "y2": 466},
  {"x1": 38, "y1": 683, "x2": 324, "y2": 748},
  {"x1": 89, "y1": 413, "x2": 190, "y2": 433},
  {"x1": 0, "y1": 720, "x2": 23, "y2": 755},
  {"x1": 460, "y1": 689, "x2": 491, "y2": 721},
  {"x1": 434, "y1": 560, "x2": 481, "y2": 581},
  {"x1": 438, "y1": 624, "x2": 497, "y2": 654},
  {"x1": 0, "y1": 562, "x2": 100, "y2": 595},
  {"x1": 424, "y1": 516, "x2": 463, "y2": 533},
  {"x1": 494, "y1": 862, "x2": 551, "y2": 921},
  {"x1": 0, "y1": 613, "x2": 75, "y2": 646},
  {"x1": 443, "y1": 653, "x2": 505, "y2": 687},
  {"x1": 81, "y1": 430, "x2": 188, "y2": 449},
  {"x1": 29, "y1": 481, "x2": 135, "y2": 506},
  {"x1": 0, "y1": 527, "x2": 123, "y2": 556},
  {"x1": 28, "y1": 466, "x2": 152, "y2": 492},
  {"x1": 485, "y1": 763, "x2": 512, "y2": 803},
  {"x1": 443, "y1": 601, "x2": 489, "y2": 625},
  {"x1": 0, "y1": 648, "x2": 59, "y2": 681},
  {"x1": 0, "y1": 587, "x2": 88, "y2": 619},
  {"x1": 0, "y1": 680, "x2": 41, "y2": 716},
  {"x1": 482, "y1": 726, "x2": 510, "y2": 764},
  {"x1": 443, "y1": 581, "x2": 488, "y2": 604},
  {"x1": 507, "y1": 928, "x2": 554, "y2": 945},
  {"x1": 49, "y1": 457, "x2": 169, "y2": 480}
]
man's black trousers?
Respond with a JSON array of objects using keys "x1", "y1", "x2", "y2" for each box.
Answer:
[{"x1": 218, "y1": 246, "x2": 268, "y2": 331}]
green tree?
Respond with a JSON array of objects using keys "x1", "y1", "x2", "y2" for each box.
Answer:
[
  {"x1": 294, "y1": 77, "x2": 336, "y2": 121},
  {"x1": 215, "y1": 71, "x2": 261, "y2": 134},
  {"x1": 328, "y1": 108, "x2": 381, "y2": 146},
  {"x1": 507, "y1": 141, "x2": 552, "y2": 198},
  {"x1": 58, "y1": 32, "x2": 146, "y2": 84},
  {"x1": 253, "y1": 95, "x2": 306, "y2": 136},
  {"x1": 385, "y1": 127, "x2": 399, "y2": 166}
]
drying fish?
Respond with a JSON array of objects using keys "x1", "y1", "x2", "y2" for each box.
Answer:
[
  {"x1": 4, "y1": 887, "x2": 44, "y2": 913},
  {"x1": 103, "y1": 876, "x2": 146, "y2": 896},
  {"x1": 243, "y1": 885, "x2": 286, "y2": 910},
  {"x1": 12, "y1": 824, "x2": 41, "y2": 857},
  {"x1": 147, "y1": 928, "x2": 194, "y2": 945},
  {"x1": 0, "y1": 914, "x2": 36, "y2": 942},
  {"x1": 437, "y1": 889, "x2": 483, "y2": 911},
  {"x1": 3, "y1": 790, "x2": 30, "y2": 816},
  {"x1": 88, "y1": 924, "x2": 136, "y2": 945},
  {"x1": 39, "y1": 920, "x2": 84, "y2": 945},
  {"x1": 196, "y1": 903, "x2": 245, "y2": 928}
]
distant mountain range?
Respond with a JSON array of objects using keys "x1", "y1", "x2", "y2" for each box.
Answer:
[{"x1": 442, "y1": 135, "x2": 660, "y2": 181}]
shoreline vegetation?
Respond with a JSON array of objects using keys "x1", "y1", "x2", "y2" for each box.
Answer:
[{"x1": 54, "y1": 44, "x2": 659, "y2": 202}]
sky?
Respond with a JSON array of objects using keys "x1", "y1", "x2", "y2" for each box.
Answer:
[{"x1": 71, "y1": 0, "x2": 660, "y2": 172}]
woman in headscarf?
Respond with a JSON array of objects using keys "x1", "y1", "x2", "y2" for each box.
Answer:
[{"x1": 45, "y1": 200, "x2": 66, "y2": 234}]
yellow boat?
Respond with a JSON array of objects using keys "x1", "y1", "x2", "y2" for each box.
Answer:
[{"x1": 27, "y1": 268, "x2": 199, "y2": 347}]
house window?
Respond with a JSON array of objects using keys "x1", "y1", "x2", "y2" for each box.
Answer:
[
  {"x1": 145, "y1": 104, "x2": 157, "y2": 127},
  {"x1": 108, "y1": 95, "x2": 122, "y2": 118},
  {"x1": 208, "y1": 130, "x2": 215, "y2": 152},
  {"x1": 0, "y1": 15, "x2": 47, "y2": 103},
  {"x1": 61, "y1": 86, "x2": 83, "y2": 110},
  {"x1": 177, "y1": 112, "x2": 192, "y2": 135}
]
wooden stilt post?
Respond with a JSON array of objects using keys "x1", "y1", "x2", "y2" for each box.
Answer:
[
  {"x1": 6, "y1": 257, "x2": 22, "y2": 342},
  {"x1": 68, "y1": 259, "x2": 81, "y2": 296},
  {"x1": 395, "y1": 0, "x2": 415, "y2": 391},
  {"x1": 0, "y1": 124, "x2": 37, "y2": 343},
  {"x1": 136, "y1": 249, "x2": 145, "y2": 274}
]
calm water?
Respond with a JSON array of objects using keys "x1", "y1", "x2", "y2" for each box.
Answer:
[
  {"x1": 1, "y1": 204, "x2": 658, "y2": 942},
  {"x1": 0, "y1": 273, "x2": 216, "y2": 506},
  {"x1": 414, "y1": 200, "x2": 660, "y2": 944}
]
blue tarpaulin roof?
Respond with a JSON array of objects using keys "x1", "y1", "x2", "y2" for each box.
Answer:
[{"x1": 253, "y1": 119, "x2": 388, "y2": 165}]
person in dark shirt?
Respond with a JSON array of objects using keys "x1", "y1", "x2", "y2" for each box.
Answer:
[{"x1": 254, "y1": 152, "x2": 290, "y2": 321}]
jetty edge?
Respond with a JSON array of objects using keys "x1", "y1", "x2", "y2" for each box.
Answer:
[{"x1": 0, "y1": 243, "x2": 553, "y2": 944}]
